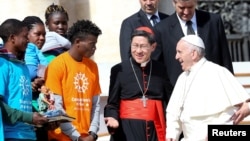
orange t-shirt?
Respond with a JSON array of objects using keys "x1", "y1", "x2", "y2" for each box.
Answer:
[{"x1": 45, "y1": 52, "x2": 101, "y2": 141}]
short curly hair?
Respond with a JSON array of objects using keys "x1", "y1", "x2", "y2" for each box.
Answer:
[{"x1": 67, "y1": 19, "x2": 102, "y2": 43}]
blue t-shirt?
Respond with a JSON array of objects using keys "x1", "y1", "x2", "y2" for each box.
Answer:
[
  {"x1": 0, "y1": 56, "x2": 36, "y2": 140},
  {"x1": 25, "y1": 42, "x2": 48, "y2": 66},
  {"x1": 0, "y1": 108, "x2": 4, "y2": 141}
]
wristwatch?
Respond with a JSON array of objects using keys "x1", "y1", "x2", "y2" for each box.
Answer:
[{"x1": 89, "y1": 131, "x2": 98, "y2": 140}]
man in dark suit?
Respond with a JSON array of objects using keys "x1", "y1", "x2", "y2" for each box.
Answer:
[
  {"x1": 119, "y1": 0, "x2": 168, "y2": 61},
  {"x1": 154, "y1": 0, "x2": 234, "y2": 88}
]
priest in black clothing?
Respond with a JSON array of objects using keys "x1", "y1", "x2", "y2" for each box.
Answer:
[{"x1": 104, "y1": 26, "x2": 172, "y2": 141}]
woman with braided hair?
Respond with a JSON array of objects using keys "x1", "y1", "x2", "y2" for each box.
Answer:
[
  {"x1": 22, "y1": 15, "x2": 51, "y2": 141},
  {"x1": 41, "y1": 3, "x2": 71, "y2": 63},
  {"x1": 45, "y1": 3, "x2": 69, "y2": 37},
  {"x1": 23, "y1": 16, "x2": 48, "y2": 80}
]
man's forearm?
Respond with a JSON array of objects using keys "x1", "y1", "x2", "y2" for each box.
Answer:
[
  {"x1": 89, "y1": 95, "x2": 100, "y2": 133},
  {"x1": 54, "y1": 94, "x2": 80, "y2": 140},
  {"x1": 0, "y1": 100, "x2": 32, "y2": 124}
]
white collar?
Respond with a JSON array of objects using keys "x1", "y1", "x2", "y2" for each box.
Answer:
[
  {"x1": 188, "y1": 57, "x2": 206, "y2": 73},
  {"x1": 146, "y1": 11, "x2": 159, "y2": 20},
  {"x1": 176, "y1": 12, "x2": 197, "y2": 35},
  {"x1": 141, "y1": 59, "x2": 150, "y2": 67}
]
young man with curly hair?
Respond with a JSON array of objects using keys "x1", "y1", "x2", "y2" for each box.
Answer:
[{"x1": 45, "y1": 19, "x2": 102, "y2": 141}]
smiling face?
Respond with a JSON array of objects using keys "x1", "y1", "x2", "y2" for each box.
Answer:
[
  {"x1": 131, "y1": 36, "x2": 156, "y2": 64},
  {"x1": 175, "y1": 39, "x2": 195, "y2": 71},
  {"x1": 27, "y1": 23, "x2": 46, "y2": 49},
  {"x1": 46, "y1": 12, "x2": 68, "y2": 36},
  {"x1": 139, "y1": 0, "x2": 159, "y2": 15},
  {"x1": 173, "y1": 0, "x2": 197, "y2": 21}
]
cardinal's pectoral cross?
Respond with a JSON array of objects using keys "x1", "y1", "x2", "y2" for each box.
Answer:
[{"x1": 141, "y1": 95, "x2": 148, "y2": 108}]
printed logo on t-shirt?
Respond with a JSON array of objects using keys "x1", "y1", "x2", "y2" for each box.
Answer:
[
  {"x1": 72, "y1": 97, "x2": 91, "y2": 111},
  {"x1": 19, "y1": 75, "x2": 32, "y2": 111},
  {"x1": 19, "y1": 75, "x2": 30, "y2": 96},
  {"x1": 74, "y1": 72, "x2": 89, "y2": 93}
]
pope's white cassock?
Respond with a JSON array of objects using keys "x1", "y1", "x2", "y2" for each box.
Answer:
[{"x1": 166, "y1": 57, "x2": 250, "y2": 141}]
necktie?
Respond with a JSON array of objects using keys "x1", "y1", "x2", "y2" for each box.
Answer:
[
  {"x1": 186, "y1": 21, "x2": 195, "y2": 35},
  {"x1": 150, "y1": 15, "x2": 158, "y2": 26}
]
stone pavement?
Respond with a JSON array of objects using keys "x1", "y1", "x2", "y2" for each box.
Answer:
[{"x1": 97, "y1": 135, "x2": 110, "y2": 141}]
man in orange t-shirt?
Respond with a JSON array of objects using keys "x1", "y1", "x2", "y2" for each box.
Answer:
[{"x1": 44, "y1": 19, "x2": 102, "y2": 141}]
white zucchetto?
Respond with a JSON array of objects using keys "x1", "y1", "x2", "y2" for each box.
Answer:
[{"x1": 181, "y1": 35, "x2": 205, "y2": 49}]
